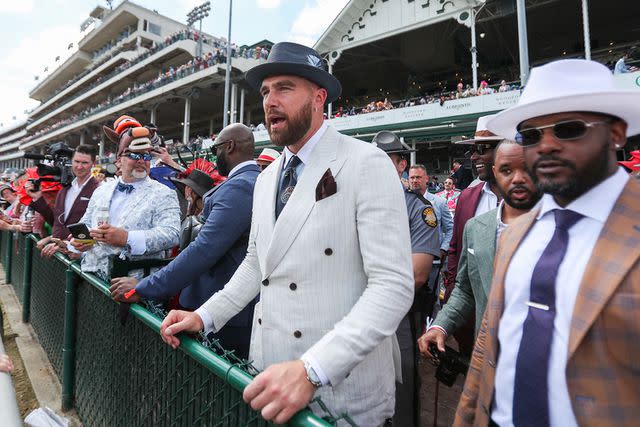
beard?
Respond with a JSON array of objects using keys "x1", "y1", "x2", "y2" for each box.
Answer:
[
  {"x1": 266, "y1": 100, "x2": 313, "y2": 147},
  {"x1": 529, "y1": 142, "x2": 609, "y2": 201},
  {"x1": 216, "y1": 150, "x2": 230, "y2": 177},
  {"x1": 131, "y1": 168, "x2": 148, "y2": 180},
  {"x1": 499, "y1": 184, "x2": 542, "y2": 211}
]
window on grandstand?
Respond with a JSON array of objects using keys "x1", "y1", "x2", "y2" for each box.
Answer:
[{"x1": 148, "y1": 22, "x2": 161, "y2": 36}]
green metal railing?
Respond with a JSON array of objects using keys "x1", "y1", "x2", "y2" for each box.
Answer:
[{"x1": 0, "y1": 232, "x2": 332, "y2": 427}]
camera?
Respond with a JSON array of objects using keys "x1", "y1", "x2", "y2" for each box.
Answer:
[
  {"x1": 428, "y1": 343, "x2": 469, "y2": 387},
  {"x1": 23, "y1": 142, "x2": 75, "y2": 187}
]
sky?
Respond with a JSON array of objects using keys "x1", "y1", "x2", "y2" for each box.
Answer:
[{"x1": 0, "y1": 0, "x2": 349, "y2": 131}]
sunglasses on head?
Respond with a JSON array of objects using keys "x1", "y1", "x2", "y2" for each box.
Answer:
[
  {"x1": 471, "y1": 143, "x2": 495, "y2": 155},
  {"x1": 123, "y1": 152, "x2": 152, "y2": 161},
  {"x1": 516, "y1": 119, "x2": 611, "y2": 147}
]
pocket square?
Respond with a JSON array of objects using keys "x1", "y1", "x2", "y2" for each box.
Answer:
[
  {"x1": 80, "y1": 197, "x2": 91, "y2": 201},
  {"x1": 467, "y1": 248, "x2": 475, "y2": 255},
  {"x1": 316, "y1": 168, "x2": 337, "y2": 201}
]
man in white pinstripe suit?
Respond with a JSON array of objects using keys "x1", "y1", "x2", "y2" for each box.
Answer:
[{"x1": 160, "y1": 42, "x2": 414, "y2": 426}]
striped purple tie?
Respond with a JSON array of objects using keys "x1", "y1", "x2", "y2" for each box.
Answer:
[{"x1": 512, "y1": 209, "x2": 584, "y2": 427}]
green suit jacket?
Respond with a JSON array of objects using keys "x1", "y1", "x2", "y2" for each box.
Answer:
[{"x1": 433, "y1": 208, "x2": 497, "y2": 337}]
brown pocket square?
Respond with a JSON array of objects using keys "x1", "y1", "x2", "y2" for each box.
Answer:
[{"x1": 316, "y1": 168, "x2": 337, "y2": 201}]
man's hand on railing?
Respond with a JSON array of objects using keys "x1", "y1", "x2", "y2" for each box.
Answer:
[
  {"x1": 109, "y1": 277, "x2": 140, "y2": 303},
  {"x1": 243, "y1": 360, "x2": 316, "y2": 425},
  {"x1": 90, "y1": 224, "x2": 128, "y2": 247},
  {"x1": 160, "y1": 310, "x2": 204, "y2": 349},
  {"x1": 0, "y1": 354, "x2": 13, "y2": 373}
]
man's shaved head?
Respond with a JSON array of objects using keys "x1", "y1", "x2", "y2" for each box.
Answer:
[
  {"x1": 216, "y1": 123, "x2": 255, "y2": 155},
  {"x1": 214, "y1": 123, "x2": 256, "y2": 176}
]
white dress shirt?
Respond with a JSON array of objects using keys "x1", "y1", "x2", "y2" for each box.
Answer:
[
  {"x1": 491, "y1": 167, "x2": 629, "y2": 427},
  {"x1": 110, "y1": 177, "x2": 149, "y2": 255},
  {"x1": 474, "y1": 182, "x2": 499, "y2": 217},
  {"x1": 63, "y1": 177, "x2": 91, "y2": 221},
  {"x1": 495, "y1": 200, "x2": 508, "y2": 241},
  {"x1": 227, "y1": 160, "x2": 257, "y2": 178}
]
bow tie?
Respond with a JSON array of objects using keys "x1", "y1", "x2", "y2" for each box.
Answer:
[{"x1": 116, "y1": 182, "x2": 134, "y2": 194}]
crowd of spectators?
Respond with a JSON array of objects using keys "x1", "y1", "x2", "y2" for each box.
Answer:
[
  {"x1": 332, "y1": 79, "x2": 518, "y2": 118},
  {"x1": 29, "y1": 54, "x2": 224, "y2": 141}
]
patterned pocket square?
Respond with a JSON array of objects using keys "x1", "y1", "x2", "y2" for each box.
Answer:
[{"x1": 315, "y1": 168, "x2": 337, "y2": 201}]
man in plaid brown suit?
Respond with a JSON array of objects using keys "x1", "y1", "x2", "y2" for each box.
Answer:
[{"x1": 455, "y1": 59, "x2": 640, "y2": 427}]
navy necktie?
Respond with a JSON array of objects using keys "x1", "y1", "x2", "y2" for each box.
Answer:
[
  {"x1": 275, "y1": 156, "x2": 301, "y2": 219},
  {"x1": 116, "y1": 182, "x2": 134, "y2": 194},
  {"x1": 512, "y1": 209, "x2": 584, "y2": 427}
]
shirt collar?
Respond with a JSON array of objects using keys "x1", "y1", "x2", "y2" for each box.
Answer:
[
  {"x1": 228, "y1": 160, "x2": 257, "y2": 178},
  {"x1": 71, "y1": 176, "x2": 91, "y2": 190},
  {"x1": 496, "y1": 200, "x2": 506, "y2": 227},
  {"x1": 482, "y1": 181, "x2": 496, "y2": 196},
  {"x1": 282, "y1": 122, "x2": 328, "y2": 168},
  {"x1": 537, "y1": 167, "x2": 629, "y2": 223}
]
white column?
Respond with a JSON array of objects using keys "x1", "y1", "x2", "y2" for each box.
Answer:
[
  {"x1": 582, "y1": 0, "x2": 591, "y2": 60},
  {"x1": 183, "y1": 97, "x2": 191, "y2": 144},
  {"x1": 516, "y1": 0, "x2": 530, "y2": 85},
  {"x1": 328, "y1": 59, "x2": 333, "y2": 118},
  {"x1": 150, "y1": 106, "x2": 157, "y2": 125},
  {"x1": 410, "y1": 140, "x2": 416, "y2": 166},
  {"x1": 99, "y1": 137, "x2": 105, "y2": 158},
  {"x1": 209, "y1": 118, "x2": 215, "y2": 136},
  {"x1": 79, "y1": 132, "x2": 86, "y2": 145},
  {"x1": 470, "y1": 8, "x2": 478, "y2": 90},
  {"x1": 230, "y1": 83, "x2": 238, "y2": 124},
  {"x1": 239, "y1": 88, "x2": 245, "y2": 124}
]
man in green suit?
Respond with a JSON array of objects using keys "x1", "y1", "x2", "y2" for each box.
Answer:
[{"x1": 418, "y1": 141, "x2": 541, "y2": 355}]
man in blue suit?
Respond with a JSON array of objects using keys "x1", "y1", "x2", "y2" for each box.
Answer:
[{"x1": 110, "y1": 123, "x2": 260, "y2": 358}]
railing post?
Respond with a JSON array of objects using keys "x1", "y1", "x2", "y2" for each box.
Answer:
[
  {"x1": 21, "y1": 236, "x2": 33, "y2": 322},
  {"x1": 4, "y1": 233, "x2": 13, "y2": 284},
  {"x1": 62, "y1": 268, "x2": 78, "y2": 411}
]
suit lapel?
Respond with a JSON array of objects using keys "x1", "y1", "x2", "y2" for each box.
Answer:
[
  {"x1": 263, "y1": 128, "x2": 343, "y2": 277},
  {"x1": 485, "y1": 209, "x2": 538, "y2": 362},
  {"x1": 568, "y1": 178, "x2": 640, "y2": 355},
  {"x1": 64, "y1": 178, "x2": 95, "y2": 225},
  {"x1": 474, "y1": 212, "x2": 498, "y2": 296}
]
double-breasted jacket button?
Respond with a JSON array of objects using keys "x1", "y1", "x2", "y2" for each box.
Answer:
[
  {"x1": 258, "y1": 318, "x2": 262, "y2": 325},
  {"x1": 289, "y1": 283, "x2": 297, "y2": 291},
  {"x1": 293, "y1": 330, "x2": 302, "y2": 338},
  {"x1": 324, "y1": 248, "x2": 333, "y2": 256},
  {"x1": 262, "y1": 279, "x2": 269, "y2": 286}
]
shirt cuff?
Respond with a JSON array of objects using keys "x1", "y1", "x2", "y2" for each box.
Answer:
[
  {"x1": 428, "y1": 325, "x2": 448, "y2": 337},
  {"x1": 66, "y1": 242, "x2": 81, "y2": 254},
  {"x1": 195, "y1": 307, "x2": 216, "y2": 334},
  {"x1": 300, "y1": 353, "x2": 331, "y2": 386},
  {"x1": 126, "y1": 230, "x2": 147, "y2": 255}
]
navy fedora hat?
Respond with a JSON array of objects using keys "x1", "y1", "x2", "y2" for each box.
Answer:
[
  {"x1": 371, "y1": 130, "x2": 415, "y2": 155},
  {"x1": 245, "y1": 42, "x2": 342, "y2": 103}
]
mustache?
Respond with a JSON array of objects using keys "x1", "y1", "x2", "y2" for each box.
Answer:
[
  {"x1": 507, "y1": 184, "x2": 533, "y2": 196},
  {"x1": 532, "y1": 154, "x2": 576, "y2": 172}
]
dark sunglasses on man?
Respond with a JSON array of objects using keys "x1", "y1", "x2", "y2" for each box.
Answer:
[
  {"x1": 123, "y1": 151, "x2": 153, "y2": 161},
  {"x1": 516, "y1": 119, "x2": 612, "y2": 147},
  {"x1": 470, "y1": 143, "x2": 496, "y2": 155}
]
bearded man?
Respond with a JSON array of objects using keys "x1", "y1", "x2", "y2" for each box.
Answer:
[
  {"x1": 71, "y1": 119, "x2": 180, "y2": 279},
  {"x1": 158, "y1": 42, "x2": 414, "y2": 426}
]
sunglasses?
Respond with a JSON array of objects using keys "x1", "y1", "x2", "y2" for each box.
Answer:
[
  {"x1": 123, "y1": 152, "x2": 152, "y2": 161},
  {"x1": 212, "y1": 140, "x2": 233, "y2": 151},
  {"x1": 517, "y1": 119, "x2": 610, "y2": 147},
  {"x1": 471, "y1": 143, "x2": 495, "y2": 155}
]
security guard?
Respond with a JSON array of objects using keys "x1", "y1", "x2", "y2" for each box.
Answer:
[{"x1": 372, "y1": 130, "x2": 440, "y2": 427}]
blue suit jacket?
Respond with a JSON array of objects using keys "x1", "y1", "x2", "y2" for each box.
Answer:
[{"x1": 136, "y1": 164, "x2": 260, "y2": 325}]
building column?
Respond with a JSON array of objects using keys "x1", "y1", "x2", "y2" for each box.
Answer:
[
  {"x1": 183, "y1": 97, "x2": 191, "y2": 144},
  {"x1": 209, "y1": 118, "x2": 215, "y2": 136},
  {"x1": 99, "y1": 135, "x2": 105, "y2": 157},
  {"x1": 516, "y1": 0, "x2": 530, "y2": 85},
  {"x1": 79, "y1": 132, "x2": 86, "y2": 145},
  {"x1": 410, "y1": 140, "x2": 416, "y2": 166},
  {"x1": 230, "y1": 83, "x2": 238, "y2": 124},
  {"x1": 150, "y1": 105, "x2": 158, "y2": 125},
  {"x1": 470, "y1": 8, "x2": 478, "y2": 90},
  {"x1": 246, "y1": 109, "x2": 252, "y2": 127},
  {"x1": 239, "y1": 88, "x2": 245, "y2": 125},
  {"x1": 582, "y1": 0, "x2": 591, "y2": 60}
]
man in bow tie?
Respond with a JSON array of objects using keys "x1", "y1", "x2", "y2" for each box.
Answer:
[
  {"x1": 159, "y1": 42, "x2": 414, "y2": 426},
  {"x1": 71, "y1": 121, "x2": 180, "y2": 279}
]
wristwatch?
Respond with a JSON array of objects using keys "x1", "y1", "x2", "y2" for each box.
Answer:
[{"x1": 302, "y1": 360, "x2": 323, "y2": 388}]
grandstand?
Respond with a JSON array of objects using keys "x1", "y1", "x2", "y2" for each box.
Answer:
[{"x1": 1, "y1": 0, "x2": 639, "y2": 175}]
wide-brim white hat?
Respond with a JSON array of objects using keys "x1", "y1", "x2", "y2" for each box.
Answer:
[
  {"x1": 487, "y1": 59, "x2": 640, "y2": 139},
  {"x1": 464, "y1": 114, "x2": 504, "y2": 143}
]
